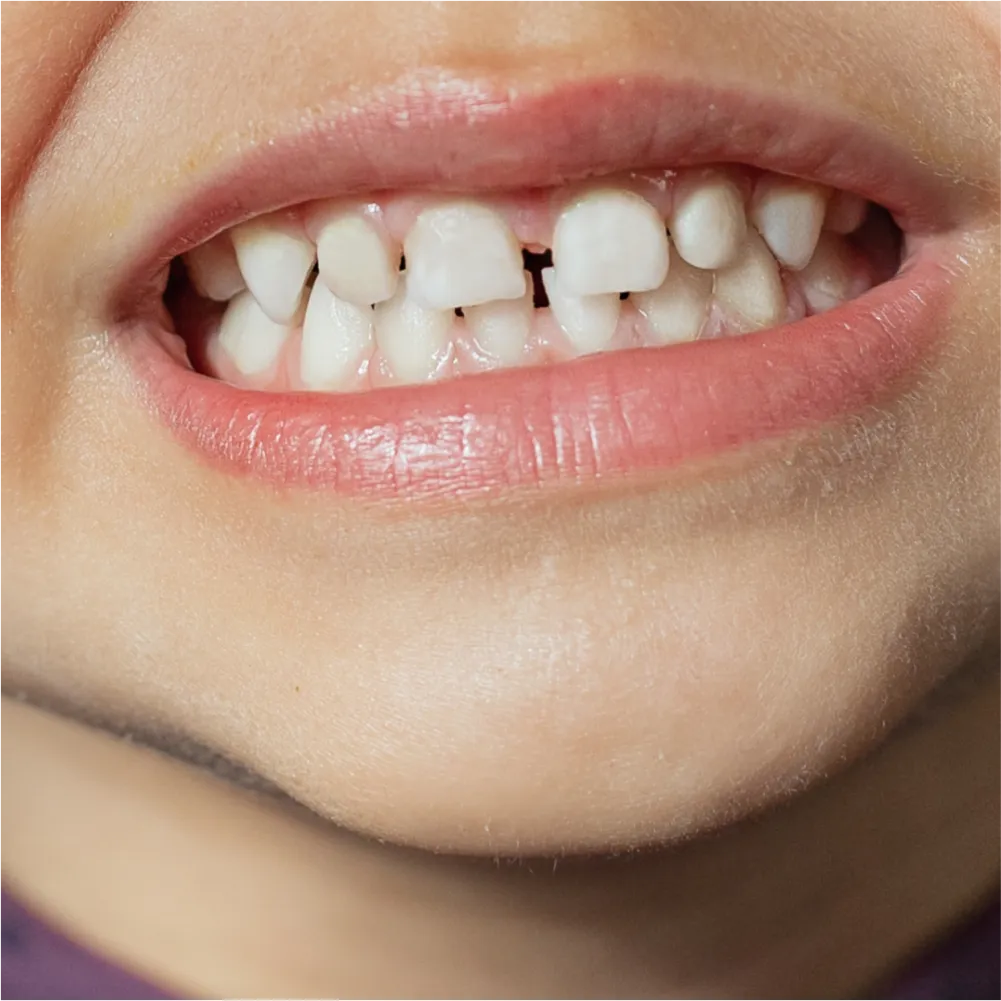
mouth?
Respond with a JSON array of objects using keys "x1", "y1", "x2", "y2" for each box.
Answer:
[{"x1": 118, "y1": 75, "x2": 961, "y2": 502}]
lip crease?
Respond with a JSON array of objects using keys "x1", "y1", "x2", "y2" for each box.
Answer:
[{"x1": 118, "y1": 74, "x2": 960, "y2": 502}]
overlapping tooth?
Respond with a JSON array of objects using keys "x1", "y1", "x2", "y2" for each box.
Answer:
[
  {"x1": 750, "y1": 177, "x2": 828, "y2": 271},
  {"x1": 669, "y1": 170, "x2": 747, "y2": 271},
  {"x1": 632, "y1": 247, "x2": 713, "y2": 344},
  {"x1": 218, "y1": 291, "x2": 294, "y2": 376},
  {"x1": 299, "y1": 280, "x2": 373, "y2": 390},
  {"x1": 231, "y1": 213, "x2": 316, "y2": 324},
  {"x1": 553, "y1": 189, "x2": 669, "y2": 295},
  {"x1": 798, "y1": 233, "x2": 869, "y2": 313},
  {"x1": 465, "y1": 274, "x2": 534, "y2": 365},
  {"x1": 713, "y1": 229, "x2": 786, "y2": 332},
  {"x1": 374, "y1": 276, "x2": 454, "y2": 384},
  {"x1": 824, "y1": 191, "x2": 869, "y2": 234},
  {"x1": 404, "y1": 201, "x2": 526, "y2": 310},
  {"x1": 184, "y1": 233, "x2": 245, "y2": 301},
  {"x1": 542, "y1": 267, "x2": 620, "y2": 355},
  {"x1": 314, "y1": 209, "x2": 399, "y2": 306}
]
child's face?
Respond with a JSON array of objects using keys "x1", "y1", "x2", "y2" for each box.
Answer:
[{"x1": 3, "y1": 2, "x2": 998, "y2": 853}]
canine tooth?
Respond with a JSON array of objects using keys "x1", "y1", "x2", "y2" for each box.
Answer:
[
  {"x1": 669, "y1": 170, "x2": 747, "y2": 270},
  {"x1": 464, "y1": 275, "x2": 534, "y2": 365},
  {"x1": 184, "y1": 233, "x2": 245, "y2": 301},
  {"x1": 299, "y1": 281, "x2": 373, "y2": 390},
  {"x1": 553, "y1": 188, "x2": 669, "y2": 295},
  {"x1": 750, "y1": 177, "x2": 828, "y2": 271},
  {"x1": 315, "y1": 211, "x2": 398, "y2": 306},
  {"x1": 404, "y1": 201, "x2": 525, "y2": 310},
  {"x1": 824, "y1": 191, "x2": 868, "y2": 234},
  {"x1": 218, "y1": 291, "x2": 293, "y2": 376},
  {"x1": 798, "y1": 233, "x2": 867, "y2": 313},
  {"x1": 713, "y1": 229, "x2": 786, "y2": 332},
  {"x1": 374, "y1": 276, "x2": 453, "y2": 383},
  {"x1": 633, "y1": 247, "x2": 713, "y2": 344},
  {"x1": 542, "y1": 267, "x2": 620, "y2": 354},
  {"x1": 231, "y1": 214, "x2": 316, "y2": 324}
]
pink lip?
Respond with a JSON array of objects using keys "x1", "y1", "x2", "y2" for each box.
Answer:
[{"x1": 120, "y1": 75, "x2": 960, "y2": 502}]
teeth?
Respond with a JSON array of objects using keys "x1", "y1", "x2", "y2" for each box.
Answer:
[
  {"x1": 824, "y1": 191, "x2": 869, "y2": 234},
  {"x1": 184, "y1": 233, "x2": 245, "y2": 301},
  {"x1": 669, "y1": 170, "x2": 747, "y2": 271},
  {"x1": 231, "y1": 214, "x2": 316, "y2": 324},
  {"x1": 299, "y1": 280, "x2": 373, "y2": 390},
  {"x1": 542, "y1": 267, "x2": 620, "y2": 354},
  {"x1": 712, "y1": 229, "x2": 786, "y2": 332},
  {"x1": 218, "y1": 291, "x2": 293, "y2": 376},
  {"x1": 749, "y1": 177, "x2": 828, "y2": 271},
  {"x1": 464, "y1": 274, "x2": 534, "y2": 365},
  {"x1": 798, "y1": 233, "x2": 867, "y2": 313},
  {"x1": 404, "y1": 201, "x2": 526, "y2": 310},
  {"x1": 314, "y1": 209, "x2": 399, "y2": 306},
  {"x1": 553, "y1": 189, "x2": 669, "y2": 295},
  {"x1": 632, "y1": 247, "x2": 713, "y2": 344},
  {"x1": 373, "y1": 275, "x2": 454, "y2": 384}
]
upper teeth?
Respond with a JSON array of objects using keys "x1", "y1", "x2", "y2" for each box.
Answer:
[
  {"x1": 668, "y1": 169, "x2": 747, "y2": 271},
  {"x1": 750, "y1": 176, "x2": 828, "y2": 271}
]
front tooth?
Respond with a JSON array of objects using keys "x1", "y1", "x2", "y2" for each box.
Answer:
[
  {"x1": 404, "y1": 201, "x2": 525, "y2": 310},
  {"x1": 184, "y1": 233, "x2": 245, "y2": 301},
  {"x1": 464, "y1": 274, "x2": 534, "y2": 365},
  {"x1": 315, "y1": 210, "x2": 399, "y2": 306},
  {"x1": 798, "y1": 233, "x2": 868, "y2": 313},
  {"x1": 749, "y1": 177, "x2": 828, "y2": 271},
  {"x1": 542, "y1": 267, "x2": 620, "y2": 355},
  {"x1": 218, "y1": 290, "x2": 293, "y2": 376},
  {"x1": 231, "y1": 213, "x2": 316, "y2": 324},
  {"x1": 824, "y1": 191, "x2": 868, "y2": 234},
  {"x1": 632, "y1": 246, "x2": 713, "y2": 344},
  {"x1": 669, "y1": 170, "x2": 747, "y2": 271},
  {"x1": 373, "y1": 275, "x2": 454, "y2": 384},
  {"x1": 299, "y1": 281, "x2": 373, "y2": 390},
  {"x1": 713, "y1": 229, "x2": 786, "y2": 332},
  {"x1": 553, "y1": 188, "x2": 669, "y2": 295}
]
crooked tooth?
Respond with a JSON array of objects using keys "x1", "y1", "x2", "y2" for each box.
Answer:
[
  {"x1": 669, "y1": 170, "x2": 747, "y2": 271},
  {"x1": 632, "y1": 247, "x2": 713, "y2": 344},
  {"x1": 824, "y1": 191, "x2": 869, "y2": 234},
  {"x1": 464, "y1": 274, "x2": 534, "y2": 365},
  {"x1": 404, "y1": 201, "x2": 525, "y2": 310},
  {"x1": 542, "y1": 267, "x2": 620, "y2": 355},
  {"x1": 299, "y1": 280, "x2": 373, "y2": 390},
  {"x1": 184, "y1": 233, "x2": 245, "y2": 301},
  {"x1": 231, "y1": 214, "x2": 316, "y2": 324},
  {"x1": 553, "y1": 188, "x2": 669, "y2": 295},
  {"x1": 314, "y1": 209, "x2": 399, "y2": 306},
  {"x1": 798, "y1": 232, "x2": 868, "y2": 313},
  {"x1": 713, "y1": 229, "x2": 786, "y2": 332},
  {"x1": 750, "y1": 177, "x2": 828, "y2": 271},
  {"x1": 218, "y1": 291, "x2": 293, "y2": 376},
  {"x1": 374, "y1": 276, "x2": 453, "y2": 384}
]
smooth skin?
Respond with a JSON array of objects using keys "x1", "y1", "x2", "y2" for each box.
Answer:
[{"x1": 3, "y1": 3, "x2": 999, "y2": 997}]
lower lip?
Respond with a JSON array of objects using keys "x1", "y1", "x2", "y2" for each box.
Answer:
[{"x1": 127, "y1": 247, "x2": 951, "y2": 503}]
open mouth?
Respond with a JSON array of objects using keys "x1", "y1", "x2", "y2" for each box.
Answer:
[{"x1": 121, "y1": 76, "x2": 960, "y2": 501}]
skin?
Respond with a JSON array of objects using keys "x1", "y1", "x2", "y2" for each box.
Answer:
[{"x1": 2, "y1": 2, "x2": 999, "y2": 996}]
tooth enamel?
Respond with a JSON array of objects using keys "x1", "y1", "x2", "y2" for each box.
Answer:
[
  {"x1": 218, "y1": 290, "x2": 293, "y2": 376},
  {"x1": 315, "y1": 211, "x2": 399, "y2": 306},
  {"x1": 713, "y1": 229, "x2": 786, "y2": 332},
  {"x1": 542, "y1": 267, "x2": 620, "y2": 354},
  {"x1": 669, "y1": 171, "x2": 747, "y2": 271},
  {"x1": 749, "y1": 177, "x2": 828, "y2": 271},
  {"x1": 184, "y1": 233, "x2": 245, "y2": 301},
  {"x1": 632, "y1": 247, "x2": 713, "y2": 344},
  {"x1": 798, "y1": 232, "x2": 867, "y2": 313},
  {"x1": 231, "y1": 214, "x2": 316, "y2": 324},
  {"x1": 299, "y1": 280, "x2": 373, "y2": 390},
  {"x1": 403, "y1": 201, "x2": 526, "y2": 310},
  {"x1": 824, "y1": 191, "x2": 869, "y2": 234},
  {"x1": 553, "y1": 188, "x2": 669, "y2": 295},
  {"x1": 374, "y1": 275, "x2": 454, "y2": 383},
  {"x1": 464, "y1": 274, "x2": 534, "y2": 365}
]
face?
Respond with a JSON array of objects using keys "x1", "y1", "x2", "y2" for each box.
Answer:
[{"x1": 3, "y1": 2, "x2": 998, "y2": 853}]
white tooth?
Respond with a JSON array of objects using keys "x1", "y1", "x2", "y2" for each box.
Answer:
[
  {"x1": 824, "y1": 191, "x2": 868, "y2": 234},
  {"x1": 632, "y1": 246, "x2": 712, "y2": 344},
  {"x1": 542, "y1": 267, "x2": 620, "y2": 355},
  {"x1": 464, "y1": 274, "x2": 534, "y2": 365},
  {"x1": 231, "y1": 214, "x2": 316, "y2": 324},
  {"x1": 373, "y1": 275, "x2": 453, "y2": 383},
  {"x1": 184, "y1": 233, "x2": 245, "y2": 301},
  {"x1": 798, "y1": 232, "x2": 866, "y2": 314},
  {"x1": 315, "y1": 211, "x2": 399, "y2": 306},
  {"x1": 669, "y1": 170, "x2": 747, "y2": 271},
  {"x1": 299, "y1": 281, "x2": 373, "y2": 390},
  {"x1": 713, "y1": 229, "x2": 786, "y2": 332},
  {"x1": 404, "y1": 201, "x2": 525, "y2": 310},
  {"x1": 553, "y1": 188, "x2": 669, "y2": 296},
  {"x1": 749, "y1": 177, "x2": 828, "y2": 271},
  {"x1": 218, "y1": 290, "x2": 292, "y2": 376}
]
